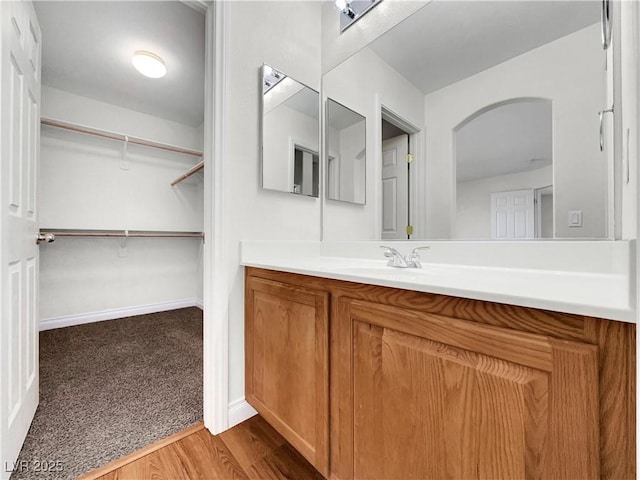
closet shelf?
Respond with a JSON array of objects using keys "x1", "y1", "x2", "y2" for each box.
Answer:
[
  {"x1": 171, "y1": 160, "x2": 204, "y2": 186},
  {"x1": 41, "y1": 117, "x2": 203, "y2": 158},
  {"x1": 39, "y1": 229, "x2": 204, "y2": 238}
]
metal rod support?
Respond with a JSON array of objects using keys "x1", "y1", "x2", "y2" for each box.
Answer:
[{"x1": 171, "y1": 160, "x2": 205, "y2": 186}]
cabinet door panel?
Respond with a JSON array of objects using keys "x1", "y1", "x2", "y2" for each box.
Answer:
[
  {"x1": 344, "y1": 299, "x2": 599, "y2": 480},
  {"x1": 246, "y1": 277, "x2": 329, "y2": 476},
  {"x1": 353, "y1": 322, "x2": 548, "y2": 479}
]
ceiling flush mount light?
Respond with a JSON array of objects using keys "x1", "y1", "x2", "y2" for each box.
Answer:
[
  {"x1": 335, "y1": 0, "x2": 382, "y2": 33},
  {"x1": 132, "y1": 50, "x2": 166, "y2": 79}
]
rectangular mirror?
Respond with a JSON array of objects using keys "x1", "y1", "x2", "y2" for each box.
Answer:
[
  {"x1": 322, "y1": 0, "x2": 612, "y2": 240},
  {"x1": 326, "y1": 98, "x2": 366, "y2": 204},
  {"x1": 261, "y1": 64, "x2": 320, "y2": 197}
]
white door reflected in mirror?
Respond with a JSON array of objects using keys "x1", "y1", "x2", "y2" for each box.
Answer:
[{"x1": 382, "y1": 134, "x2": 408, "y2": 240}]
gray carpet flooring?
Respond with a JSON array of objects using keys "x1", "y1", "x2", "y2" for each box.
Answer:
[{"x1": 11, "y1": 307, "x2": 203, "y2": 480}]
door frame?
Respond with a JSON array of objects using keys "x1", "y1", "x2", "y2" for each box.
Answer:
[
  {"x1": 202, "y1": 0, "x2": 229, "y2": 434},
  {"x1": 534, "y1": 185, "x2": 553, "y2": 238},
  {"x1": 375, "y1": 100, "x2": 424, "y2": 239}
]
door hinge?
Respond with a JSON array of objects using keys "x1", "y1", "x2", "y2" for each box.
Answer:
[
  {"x1": 406, "y1": 225, "x2": 413, "y2": 235},
  {"x1": 406, "y1": 154, "x2": 414, "y2": 163}
]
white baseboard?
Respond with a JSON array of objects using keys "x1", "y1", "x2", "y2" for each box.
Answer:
[
  {"x1": 39, "y1": 299, "x2": 201, "y2": 331},
  {"x1": 228, "y1": 398, "x2": 257, "y2": 429},
  {"x1": 195, "y1": 298, "x2": 204, "y2": 310}
]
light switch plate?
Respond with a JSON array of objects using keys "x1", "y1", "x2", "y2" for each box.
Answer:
[{"x1": 568, "y1": 210, "x2": 583, "y2": 227}]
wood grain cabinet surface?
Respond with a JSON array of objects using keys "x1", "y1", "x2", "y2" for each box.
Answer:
[
  {"x1": 245, "y1": 275, "x2": 330, "y2": 476},
  {"x1": 245, "y1": 267, "x2": 636, "y2": 480}
]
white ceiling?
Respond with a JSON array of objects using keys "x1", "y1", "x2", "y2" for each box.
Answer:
[
  {"x1": 456, "y1": 101, "x2": 552, "y2": 183},
  {"x1": 364, "y1": 0, "x2": 598, "y2": 182},
  {"x1": 285, "y1": 87, "x2": 320, "y2": 120},
  {"x1": 264, "y1": 76, "x2": 319, "y2": 119},
  {"x1": 34, "y1": 1, "x2": 205, "y2": 126},
  {"x1": 369, "y1": 0, "x2": 600, "y2": 95},
  {"x1": 328, "y1": 99, "x2": 365, "y2": 130}
]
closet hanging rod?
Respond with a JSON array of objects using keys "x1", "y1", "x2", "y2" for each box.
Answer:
[
  {"x1": 39, "y1": 229, "x2": 203, "y2": 238},
  {"x1": 40, "y1": 117, "x2": 204, "y2": 158},
  {"x1": 171, "y1": 160, "x2": 204, "y2": 186}
]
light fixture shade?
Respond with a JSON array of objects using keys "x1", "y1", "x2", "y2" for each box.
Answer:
[
  {"x1": 132, "y1": 50, "x2": 166, "y2": 78},
  {"x1": 335, "y1": 0, "x2": 348, "y2": 11}
]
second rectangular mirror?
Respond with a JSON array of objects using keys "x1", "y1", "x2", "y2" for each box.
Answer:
[
  {"x1": 326, "y1": 98, "x2": 366, "y2": 204},
  {"x1": 261, "y1": 64, "x2": 319, "y2": 197}
]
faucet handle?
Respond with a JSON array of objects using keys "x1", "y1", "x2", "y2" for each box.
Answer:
[
  {"x1": 380, "y1": 245, "x2": 407, "y2": 267},
  {"x1": 406, "y1": 246, "x2": 430, "y2": 268},
  {"x1": 380, "y1": 245, "x2": 400, "y2": 256}
]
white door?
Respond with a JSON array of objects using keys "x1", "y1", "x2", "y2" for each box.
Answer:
[
  {"x1": 0, "y1": 1, "x2": 41, "y2": 476},
  {"x1": 490, "y1": 189, "x2": 535, "y2": 239},
  {"x1": 381, "y1": 134, "x2": 408, "y2": 240}
]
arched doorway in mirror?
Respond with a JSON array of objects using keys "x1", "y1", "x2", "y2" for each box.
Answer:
[{"x1": 453, "y1": 98, "x2": 553, "y2": 240}]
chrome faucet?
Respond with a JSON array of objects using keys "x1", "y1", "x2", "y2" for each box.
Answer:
[{"x1": 380, "y1": 246, "x2": 430, "y2": 268}]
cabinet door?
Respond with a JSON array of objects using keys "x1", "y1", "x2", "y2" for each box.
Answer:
[
  {"x1": 245, "y1": 276, "x2": 329, "y2": 476},
  {"x1": 336, "y1": 299, "x2": 599, "y2": 480}
]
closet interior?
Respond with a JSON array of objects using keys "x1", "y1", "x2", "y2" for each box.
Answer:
[
  {"x1": 17, "y1": 1, "x2": 206, "y2": 475},
  {"x1": 37, "y1": 1, "x2": 205, "y2": 327}
]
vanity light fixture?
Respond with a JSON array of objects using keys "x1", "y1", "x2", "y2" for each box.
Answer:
[
  {"x1": 262, "y1": 64, "x2": 286, "y2": 94},
  {"x1": 335, "y1": 0, "x2": 382, "y2": 33},
  {"x1": 335, "y1": 0, "x2": 356, "y2": 19},
  {"x1": 132, "y1": 50, "x2": 166, "y2": 79}
]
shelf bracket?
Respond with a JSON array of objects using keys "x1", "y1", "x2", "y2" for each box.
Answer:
[
  {"x1": 119, "y1": 230, "x2": 129, "y2": 257},
  {"x1": 121, "y1": 136, "x2": 130, "y2": 170}
]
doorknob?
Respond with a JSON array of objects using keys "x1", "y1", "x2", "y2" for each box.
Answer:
[{"x1": 36, "y1": 232, "x2": 55, "y2": 245}]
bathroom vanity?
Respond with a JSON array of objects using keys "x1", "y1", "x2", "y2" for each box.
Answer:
[
  {"x1": 247, "y1": 0, "x2": 638, "y2": 475},
  {"x1": 243, "y1": 242, "x2": 635, "y2": 480}
]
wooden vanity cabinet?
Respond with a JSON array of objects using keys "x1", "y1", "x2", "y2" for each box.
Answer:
[
  {"x1": 245, "y1": 267, "x2": 636, "y2": 480},
  {"x1": 340, "y1": 298, "x2": 598, "y2": 479},
  {"x1": 245, "y1": 275, "x2": 330, "y2": 476}
]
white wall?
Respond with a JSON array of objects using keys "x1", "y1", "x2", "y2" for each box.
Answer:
[
  {"x1": 39, "y1": 238, "x2": 201, "y2": 319},
  {"x1": 42, "y1": 86, "x2": 203, "y2": 150},
  {"x1": 323, "y1": 47, "x2": 425, "y2": 240},
  {"x1": 455, "y1": 165, "x2": 552, "y2": 239},
  {"x1": 425, "y1": 24, "x2": 606, "y2": 239},
  {"x1": 221, "y1": 1, "x2": 322, "y2": 405},
  {"x1": 39, "y1": 87, "x2": 203, "y2": 321},
  {"x1": 337, "y1": 120, "x2": 366, "y2": 203},
  {"x1": 263, "y1": 105, "x2": 318, "y2": 192}
]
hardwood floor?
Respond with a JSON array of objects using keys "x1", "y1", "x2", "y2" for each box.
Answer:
[{"x1": 79, "y1": 415, "x2": 324, "y2": 480}]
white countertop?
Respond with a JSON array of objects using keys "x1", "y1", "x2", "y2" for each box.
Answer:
[{"x1": 241, "y1": 240, "x2": 636, "y2": 323}]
